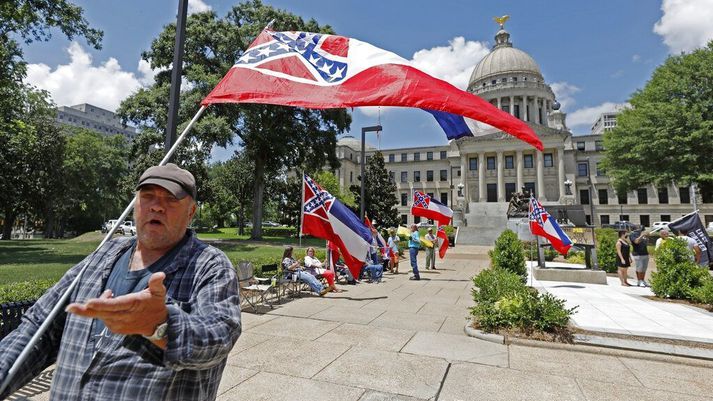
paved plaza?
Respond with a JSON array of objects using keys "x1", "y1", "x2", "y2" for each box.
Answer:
[
  {"x1": 529, "y1": 262, "x2": 713, "y2": 346},
  {"x1": 11, "y1": 246, "x2": 713, "y2": 401}
]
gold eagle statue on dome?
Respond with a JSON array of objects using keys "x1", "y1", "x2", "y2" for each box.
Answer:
[{"x1": 493, "y1": 15, "x2": 510, "y2": 29}]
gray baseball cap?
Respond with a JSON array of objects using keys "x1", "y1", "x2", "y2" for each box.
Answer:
[{"x1": 136, "y1": 163, "x2": 196, "y2": 200}]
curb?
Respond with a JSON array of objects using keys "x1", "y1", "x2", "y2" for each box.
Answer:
[
  {"x1": 464, "y1": 321, "x2": 713, "y2": 366},
  {"x1": 463, "y1": 321, "x2": 506, "y2": 344}
]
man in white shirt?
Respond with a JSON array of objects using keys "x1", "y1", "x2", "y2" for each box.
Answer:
[{"x1": 678, "y1": 230, "x2": 702, "y2": 264}]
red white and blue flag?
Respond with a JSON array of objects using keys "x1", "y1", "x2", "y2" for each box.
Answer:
[
  {"x1": 202, "y1": 29, "x2": 542, "y2": 150},
  {"x1": 437, "y1": 225, "x2": 449, "y2": 259},
  {"x1": 529, "y1": 196, "x2": 572, "y2": 255},
  {"x1": 411, "y1": 191, "x2": 453, "y2": 227},
  {"x1": 301, "y1": 174, "x2": 372, "y2": 279}
]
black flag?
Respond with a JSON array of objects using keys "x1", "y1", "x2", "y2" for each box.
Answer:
[{"x1": 668, "y1": 212, "x2": 713, "y2": 267}]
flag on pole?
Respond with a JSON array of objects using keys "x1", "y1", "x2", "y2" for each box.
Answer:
[
  {"x1": 201, "y1": 29, "x2": 542, "y2": 150},
  {"x1": 301, "y1": 174, "x2": 372, "y2": 279},
  {"x1": 529, "y1": 196, "x2": 572, "y2": 255},
  {"x1": 411, "y1": 191, "x2": 453, "y2": 227},
  {"x1": 668, "y1": 211, "x2": 713, "y2": 267},
  {"x1": 437, "y1": 225, "x2": 450, "y2": 259}
]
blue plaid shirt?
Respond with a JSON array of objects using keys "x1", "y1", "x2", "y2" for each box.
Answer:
[{"x1": 0, "y1": 231, "x2": 241, "y2": 400}]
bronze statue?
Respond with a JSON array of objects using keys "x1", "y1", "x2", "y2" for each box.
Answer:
[{"x1": 507, "y1": 188, "x2": 530, "y2": 218}]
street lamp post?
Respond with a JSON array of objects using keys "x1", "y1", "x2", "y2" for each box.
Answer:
[
  {"x1": 585, "y1": 158, "x2": 599, "y2": 269},
  {"x1": 360, "y1": 125, "x2": 383, "y2": 220}
]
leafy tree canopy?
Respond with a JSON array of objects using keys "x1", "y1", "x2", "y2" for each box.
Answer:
[{"x1": 602, "y1": 42, "x2": 713, "y2": 193}]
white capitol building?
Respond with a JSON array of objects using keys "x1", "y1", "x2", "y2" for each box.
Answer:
[{"x1": 334, "y1": 23, "x2": 712, "y2": 244}]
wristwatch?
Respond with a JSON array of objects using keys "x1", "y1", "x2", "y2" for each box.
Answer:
[{"x1": 143, "y1": 320, "x2": 168, "y2": 341}]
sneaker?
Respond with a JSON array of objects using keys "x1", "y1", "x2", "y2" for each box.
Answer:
[
  {"x1": 319, "y1": 288, "x2": 329, "y2": 296},
  {"x1": 409, "y1": 276, "x2": 420, "y2": 281}
]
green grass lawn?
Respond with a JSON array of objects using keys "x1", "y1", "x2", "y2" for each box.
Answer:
[{"x1": 0, "y1": 230, "x2": 329, "y2": 286}]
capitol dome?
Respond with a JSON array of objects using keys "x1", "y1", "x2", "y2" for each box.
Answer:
[{"x1": 468, "y1": 29, "x2": 543, "y2": 89}]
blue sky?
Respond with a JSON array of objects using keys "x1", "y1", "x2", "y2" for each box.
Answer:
[{"x1": 20, "y1": 0, "x2": 713, "y2": 161}]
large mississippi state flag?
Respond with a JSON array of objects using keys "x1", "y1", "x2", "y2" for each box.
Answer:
[
  {"x1": 202, "y1": 29, "x2": 542, "y2": 150},
  {"x1": 411, "y1": 191, "x2": 453, "y2": 227},
  {"x1": 301, "y1": 174, "x2": 372, "y2": 279},
  {"x1": 529, "y1": 196, "x2": 572, "y2": 255}
]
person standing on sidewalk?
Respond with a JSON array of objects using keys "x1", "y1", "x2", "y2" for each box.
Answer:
[
  {"x1": 424, "y1": 227, "x2": 438, "y2": 270},
  {"x1": 629, "y1": 228, "x2": 650, "y2": 287},
  {"x1": 616, "y1": 230, "x2": 632, "y2": 286},
  {"x1": 408, "y1": 224, "x2": 421, "y2": 280}
]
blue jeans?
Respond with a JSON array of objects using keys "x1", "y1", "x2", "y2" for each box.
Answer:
[
  {"x1": 362, "y1": 264, "x2": 383, "y2": 282},
  {"x1": 289, "y1": 270, "x2": 324, "y2": 294},
  {"x1": 409, "y1": 247, "x2": 420, "y2": 279}
]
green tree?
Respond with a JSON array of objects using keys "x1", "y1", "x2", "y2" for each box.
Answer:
[
  {"x1": 118, "y1": 0, "x2": 350, "y2": 240},
  {"x1": 0, "y1": 0, "x2": 102, "y2": 239},
  {"x1": 602, "y1": 42, "x2": 713, "y2": 193},
  {"x1": 0, "y1": 87, "x2": 64, "y2": 239},
  {"x1": 59, "y1": 129, "x2": 129, "y2": 235},
  {"x1": 350, "y1": 151, "x2": 399, "y2": 227},
  {"x1": 206, "y1": 151, "x2": 259, "y2": 234}
]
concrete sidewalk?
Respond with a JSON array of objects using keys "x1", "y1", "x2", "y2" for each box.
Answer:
[
  {"x1": 528, "y1": 262, "x2": 713, "y2": 345},
  {"x1": 13, "y1": 247, "x2": 713, "y2": 401}
]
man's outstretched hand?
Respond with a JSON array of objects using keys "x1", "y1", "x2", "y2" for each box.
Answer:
[{"x1": 66, "y1": 272, "x2": 169, "y2": 343}]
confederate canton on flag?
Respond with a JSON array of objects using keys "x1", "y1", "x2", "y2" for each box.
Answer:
[{"x1": 202, "y1": 29, "x2": 542, "y2": 149}]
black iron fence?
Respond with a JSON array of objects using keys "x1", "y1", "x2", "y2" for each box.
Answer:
[{"x1": 1, "y1": 300, "x2": 35, "y2": 339}]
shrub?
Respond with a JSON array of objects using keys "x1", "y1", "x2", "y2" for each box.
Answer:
[
  {"x1": 650, "y1": 238, "x2": 708, "y2": 299},
  {"x1": 690, "y1": 276, "x2": 713, "y2": 306},
  {"x1": 544, "y1": 247, "x2": 558, "y2": 261},
  {"x1": 596, "y1": 228, "x2": 618, "y2": 273},
  {"x1": 565, "y1": 250, "x2": 585, "y2": 265},
  {"x1": 520, "y1": 240, "x2": 538, "y2": 261},
  {"x1": 0, "y1": 280, "x2": 55, "y2": 304},
  {"x1": 472, "y1": 267, "x2": 528, "y2": 304},
  {"x1": 489, "y1": 229, "x2": 526, "y2": 279},
  {"x1": 470, "y1": 268, "x2": 577, "y2": 334}
]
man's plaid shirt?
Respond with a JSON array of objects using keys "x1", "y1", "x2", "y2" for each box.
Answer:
[{"x1": 0, "y1": 231, "x2": 241, "y2": 400}]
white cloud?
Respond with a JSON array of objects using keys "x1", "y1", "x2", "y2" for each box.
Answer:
[
  {"x1": 358, "y1": 36, "x2": 489, "y2": 118},
  {"x1": 632, "y1": 54, "x2": 641, "y2": 62},
  {"x1": 188, "y1": 0, "x2": 212, "y2": 15},
  {"x1": 567, "y1": 102, "x2": 628, "y2": 131},
  {"x1": 549, "y1": 81, "x2": 580, "y2": 111},
  {"x1": 410, "y1": 36, "x2": 490, "y2": 90},
  {"x1": 25, "y1": 42, "x2": 160, "y2": 111},
  {"x1": 654, "y1": 0, "x2": 713, "y2": 53}
]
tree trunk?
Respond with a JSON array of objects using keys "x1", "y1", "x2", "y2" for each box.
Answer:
[
  {"x1": 238, "y1": 204, "x2": 245, "y2": 236},
  {"x1": 44, "y1": 209, "x2": 56, "y2": 239},
  {"x1": 250, "y1": 156, "x2": 266, "y2": 240},
  {"x1": 2, "y1": 208, "x2": 15, "y2": 240}
]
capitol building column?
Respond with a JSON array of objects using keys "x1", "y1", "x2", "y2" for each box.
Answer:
[
  {"x1": 557, "y1": 147, "x2": 566, "y2": 202},
  {"x1": 497, "y1": 151, "x2": 505, "y2": 202},
  {"x1": 460, "y1": 154, "x2": 468, "y2": 202},
  {"x1": 478, "y1": 152, "x2": 486, "y2": 202},
  {"x1": 509, "y1": 96, "x2": 514, "y2": 115},
  {"x1": 516, "y1": 150, "x2": 524, "y2": 191},
  {"x1": 522, "y1": 95, "x2": 528, "y2": 122},
  {"x1": 537, "y1": 151, "x2": 547, "y2": 201}
]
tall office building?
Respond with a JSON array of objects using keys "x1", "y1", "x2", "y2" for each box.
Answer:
[{"x1": 56, "y1": 103, "x2": 137, "y2": 141}]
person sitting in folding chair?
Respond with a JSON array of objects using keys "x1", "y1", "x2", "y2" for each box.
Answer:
[
  {"x1": 303, "y1": 247, "x2": 340, "y2": 293},
  {"x1": 358, "y1": 250, "x2": 384, "y2": 283},
  {"x1": 281, "y1": 246, "x2": 328, "y2": 296},
  {"x1": 328, "y1": 244, "x2": 356, "y2": 284}
]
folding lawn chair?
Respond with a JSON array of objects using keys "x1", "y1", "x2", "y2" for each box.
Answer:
[{"x1": 236, "y1": 260, "x2": 274, "y2": 312}]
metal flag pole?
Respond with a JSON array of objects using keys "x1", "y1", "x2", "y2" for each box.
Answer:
[
  {"x1": 299, "y1": 171, "x2": 305, "y2": 249},
  {"x1": 0, "y1": 105, "x2": 208, "y2": 397}
]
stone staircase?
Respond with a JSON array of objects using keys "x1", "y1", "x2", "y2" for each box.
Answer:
[{"x1": 456, "y1": 202, "x2": 509, "y2": 246}]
